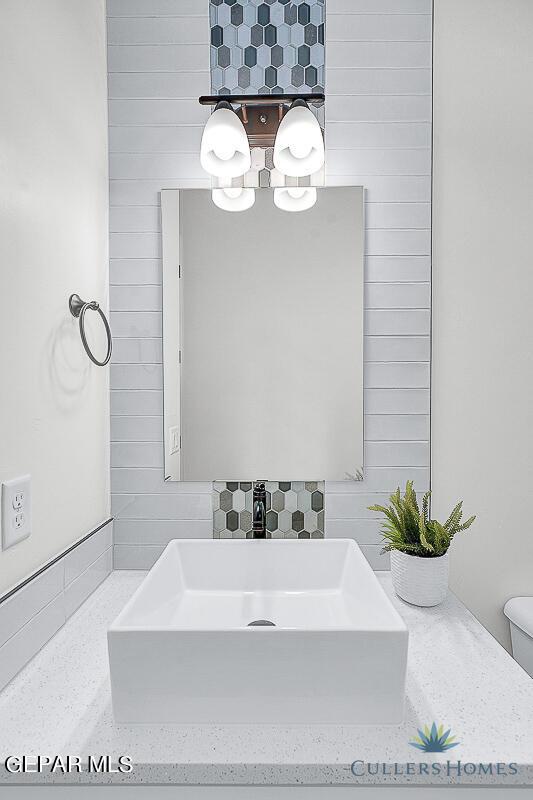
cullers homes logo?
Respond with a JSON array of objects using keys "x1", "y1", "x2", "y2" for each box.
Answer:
[
  {"x1": 410, "y1": 722, "x2": 459, "y2": 753},
  {"x1": 350, "y1": 722, "x2": 518, "y2": 779}
]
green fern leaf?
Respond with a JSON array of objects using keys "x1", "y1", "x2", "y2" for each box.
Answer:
[
  {"x1": 405, "y1": 480, "x2": 420, "y2": 516},
  {"x1": 431, "y1": 520, "x2": 451, "y2": 555},
  {"x1": 418, "y1": 514, "x2": 434, "y2": 553},
  {"x1": 455, "y1": 515, "x2": 476, "y2": 533},
  {"x1": 444, "y1": 501, "x2": 463, "y2": 534},
  {"x1": 421, "y1": 490, "x2": 431, "y2": 522}
]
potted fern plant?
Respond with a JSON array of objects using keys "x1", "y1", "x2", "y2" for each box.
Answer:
[{"x1": 369, "y1": 482, "x2": 475, "y2": 607}]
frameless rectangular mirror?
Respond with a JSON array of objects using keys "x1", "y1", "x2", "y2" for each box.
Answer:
[{"x1": 162, "y1": 187, "x2": 364, "y2": 481}]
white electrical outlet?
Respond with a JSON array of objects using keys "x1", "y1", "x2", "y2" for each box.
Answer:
[{"x1": 1, "y1": 475, "x2": 31, "y2": 550}]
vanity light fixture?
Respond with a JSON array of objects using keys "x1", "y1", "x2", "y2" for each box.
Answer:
[
  {"x1": 273, "y1": 186, "x2": 317, "y2": 213},
  {"x1": 212, "y1": 187, "x2": 255, "y2": 212},
  {"x1": 199, "y1": 94, "x2": 324, "y2": 172},
  {"x1": 273, "y1": 100, "x2": 325, "y2": 178},
  {"x1": 200, "y1": 101, "x2": 251, "y2": 178}
]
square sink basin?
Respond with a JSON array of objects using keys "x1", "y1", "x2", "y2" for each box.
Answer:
[{"x1": 108, "y1": 539, "x2": 408, "y2": 724}]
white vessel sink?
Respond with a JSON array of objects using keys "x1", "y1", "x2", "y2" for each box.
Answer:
[{"x1": 108, "y1": 539, "x2": 408, "y2": 724}]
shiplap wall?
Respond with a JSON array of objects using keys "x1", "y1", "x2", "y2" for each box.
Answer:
[{"x1": 108, "y1": 0, "x2": 432, "y2": 570}]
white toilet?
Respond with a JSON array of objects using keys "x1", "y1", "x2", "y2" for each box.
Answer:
[{"x1": 504, "y1": 597, "x2": 533, "y2": 678}]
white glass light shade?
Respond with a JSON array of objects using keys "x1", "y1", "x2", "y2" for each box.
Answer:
[
  {"x1": 273, "y1": 103, "x2": 324, "y2": 177},
  {"x1": 273, "y1": 187, "x2": 317, "y2": 213},
  {"x1": 212, "y1": 187, "x2": 255, "y2": 212},
  {"x1": 200, "y1": 107, "x2": 251, "y2": 178}
]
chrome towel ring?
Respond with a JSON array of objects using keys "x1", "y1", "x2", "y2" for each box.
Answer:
[{"x1": 69, "y1": 293, "x2": 112, "y2": 367}]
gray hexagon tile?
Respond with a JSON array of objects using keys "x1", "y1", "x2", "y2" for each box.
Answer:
[
  {"x1": 210, "y1": 0, "x2": 324, "y2": 95},
  {"x1": 278, "y1": 509, "x2": 292, "y2": 532},
  {"x1": 272, "y1": 490, "x2": 285, "y2": 512},
  {"x1": 233, "y1": 488, "x2": 246, "y2": 511},
  {"x1": 298, "y1": 491, "x2": 312, "y2": 512},
  {"x1": 213, "y1": 481, "x2": 324, "y2": 538}
]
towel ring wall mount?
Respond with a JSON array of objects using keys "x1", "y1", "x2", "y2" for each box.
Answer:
[{"x1": 69, "y1": 293, "x2": 112, "y2": 367}]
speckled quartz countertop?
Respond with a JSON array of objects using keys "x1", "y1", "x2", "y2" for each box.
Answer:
[{"x1": 1, "y1": 570, "x2": 533, "y2": 787}]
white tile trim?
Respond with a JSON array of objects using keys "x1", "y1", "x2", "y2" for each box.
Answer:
[{"x1": 0, "y1": 520, "x2": 113, "y2": 692}]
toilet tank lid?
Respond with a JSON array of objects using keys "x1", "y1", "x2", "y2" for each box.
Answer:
[{"x1": 504, "y1": 597, "x2": 533, "y2": 637}]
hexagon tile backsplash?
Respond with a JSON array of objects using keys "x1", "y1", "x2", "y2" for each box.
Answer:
[
  {"x1": 213, "y1": 482, "x2": 325, "y2": 538},
  {"x1": 210, "y1": 0, "x2": 325, "y2": 95}
]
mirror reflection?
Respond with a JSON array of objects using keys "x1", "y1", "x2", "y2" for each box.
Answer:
[{"x1": 162, "y1": 186, "x2": 364, "y2": 481}]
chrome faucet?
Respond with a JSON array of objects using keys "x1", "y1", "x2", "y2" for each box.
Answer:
[{"x1": 252, "y1": 482, "x2": 267, "y2": 538}]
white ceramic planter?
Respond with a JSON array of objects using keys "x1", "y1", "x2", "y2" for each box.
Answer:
[{"x1": 390, "y1": 550, "x2": 449, "y2": 607}]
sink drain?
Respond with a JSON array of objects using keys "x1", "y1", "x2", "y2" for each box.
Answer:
[{"x1": 247, "y1": 619, "x2": 276, "y2": 627}]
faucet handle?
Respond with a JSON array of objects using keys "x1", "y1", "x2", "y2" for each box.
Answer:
[{"x1": 252, "y1": 481, "x2": 267, "y2": 538}]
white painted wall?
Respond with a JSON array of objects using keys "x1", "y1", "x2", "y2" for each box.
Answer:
[
  {"x1": 108, "y1": 0, "x2": 432, "y2": 569},
  {"x1": 432, "y1": 0, "x2": 533, "y2": 648},
  {"x1": 0, "y1": 0, "x2": 110, "y2": 595}
]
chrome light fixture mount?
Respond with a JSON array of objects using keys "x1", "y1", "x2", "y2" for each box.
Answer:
[{"x1": 199, "y1": 93, "x2": 324, "y2": 151}]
